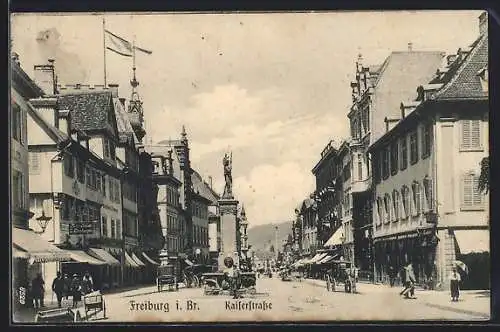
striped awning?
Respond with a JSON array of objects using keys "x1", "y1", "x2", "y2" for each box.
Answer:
[
  {"x1": 310, "y1": 253, "x2": 328, "y2": 265},
  {"x1": 12, "y1": 227, "x2": 71, "y2": 263},
  {"x1": 131, "y1": 252, "x2": 146, "y2": 267},
  {"x1": 142, "y1": 252, "x2": 160, "y2": 265},
  {"x1": 67, "y1": 250, "x2": 106, "y2": 265},
  {"x1": 88, "y1": 248, "x2": 120, "y2": 266},
  {"x1": 324, "y1": 228, "x2": 343, "y2": 247},
  {"x1": 124, "y1": 252, "x2": 140, "y2": 268}
]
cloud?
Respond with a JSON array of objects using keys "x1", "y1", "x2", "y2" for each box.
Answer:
[{"x1": 233, "y1": 162, "x2": 315, "y2": 227}]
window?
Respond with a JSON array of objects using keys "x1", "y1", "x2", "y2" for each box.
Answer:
[
  {"x1": 103, "y1": 139, "x2": 109, "y2": 158},
  {"x1": 111, "y1": 219, "x2": 116, "y2": 239},
  {"x1": 461, "y1": 172, "x2": 484, "y2": 210},
  {"x1": 12, "y1": 170, "x2": 25, "y2": 209},
  {"x1": 400, "y1": 136, "x2": 408, "y2": 170},
  {"x1": 64, "y1": 154, "x2": 74, "y2": 178},
  {"x1": 116, "y1": 219, "x2": 121, "y2": 239},
  {"x1": 12, "y1": 103, "x2": 22, "y2": 143},
  {"x1": 102, "y1": 175, "x2": 106, "y2": 196},
  {"x1": 461, "y1": 119, "x2": 482, "y2": 150},
  {"x1": 29, "y1": 152, "x2": 40, "y2": 175},
  {"x1": 390, "y1": 141, "x2": 398, "y2": 176},
  {"x1": 362, "y1": 107, "x2": 369, "y2": 135},
  {"x1": 423, "y1": 176, "x2": 433, "y2": 211},
  {"x1": 412, "y1": 182, "x2": 421, "y2": 215},
  {"x1": 86, "y1": 167, "x2": 92, "y2": 186},
  {"x1": 376, "y1": 197, "x2": 383, "y2": 226},
  {"x1": 77, "y1": 160, "x2": 85, "y2": 183},
  {"x1": 96, "y1": 172, "x2": 101, "y2": 192},
  {"x1": 383, "y1": 195, "x2": 390, "y2": 223},
  {"x1": 421, "y1": 123, "x2": 432, "y2": 159},
  {"x1": 392, "y1": 190, "x2": 400, "y2": 221},
  {"x1": 410, "y1": 131, "x2": 419, "y2": 165},
  {"x1": 401, "y1": 186, "x2": 409, "y2": 218},
  {"x1": 357, "y1": 155, "x2": 363, "y2": 180},
  {"x1": 382, "y1": 147, "x2": 390, "y2": 180},
  {"x1": 102, "y1": 216, "x2": 108, "y2": 237}
]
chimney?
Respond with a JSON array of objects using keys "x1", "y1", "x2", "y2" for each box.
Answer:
[
  {"x1": 479, "y1": 12, "x2": 487, "y2": 36},
  {"x1": 57, "y1": 109, "x2": 71, "y2": 135},
  {"x1": 108, "y1": 84, "x2": 119, "y2": 97},
  {"x1": 34, "y1": 59, "x2": 56, "y2": 95},
  {"x1": 408, "y1": 42, "x2": 413, "y2": 52}
]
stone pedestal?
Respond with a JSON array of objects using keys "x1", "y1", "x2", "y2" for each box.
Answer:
[
  {"x1": 158, "y1": 249, "x2": 169, "y2": 266},
  {"x1": 218, "y1": 198, "x2": 239, "y2": 270}
]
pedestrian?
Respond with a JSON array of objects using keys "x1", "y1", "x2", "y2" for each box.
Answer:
[
  {"x1": 31, "y1": 273, "x2": 45, "y2": 309},
  {"x1": 51, "y1": 272, "x2": 65, "y2": 308},
  {"x1": 70, "y1": 274, "x2": 83, "y2": 308},
  {"x1": 63, "y1": 273, "x2": 71, "y2": 300},
  {"x1": 449, "y1": 267, "x2": 461, "y2": 302},
  {"x1": 400, "y1": 263, "x2": 416, "y2": 299},
  {"x1": 223, "y1": 257, "x2": 241, "y2": 299},
  {"x1": 82, "y1": 271, "x2": 94, "y2": 295},
  {"x1": 388, "y1": 265, "x2": 396, "y2": 287}
]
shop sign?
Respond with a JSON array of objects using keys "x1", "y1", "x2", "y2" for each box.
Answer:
[{"x1": 69, "y1": 222, "x2": 94, "y2": 235}]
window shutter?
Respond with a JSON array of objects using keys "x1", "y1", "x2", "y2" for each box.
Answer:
[
  {"x1": 471, "y1": 120, "x2": 481, "y2": 149},
  {"x1": 473, "y1": 175, "x2": 482, "y2": 205},
  {"x1": 461, "y1": 120, "x2": 471, "y2": 149},
  {"x1": 462, "y1": 174, "x2": 473, "y2": 207}
]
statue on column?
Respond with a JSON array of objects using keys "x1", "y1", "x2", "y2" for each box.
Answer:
[{"x1": 222, "y1": 152, "x2": 233, "y2": 199}]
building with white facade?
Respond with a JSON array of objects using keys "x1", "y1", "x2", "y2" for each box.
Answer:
[{"x1": 367, "y1": 13, "x2": 488, "y2": 289}]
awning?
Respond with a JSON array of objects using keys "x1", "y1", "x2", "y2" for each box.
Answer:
[
  {"x1": 87, "y1": 248, "x2": 120, "y2": 266},
  {"x1": 142, "y1": 252, "x2": 160, "y2": 265},
  {"x1": 124, "y1": 252, "x2": 140, "y2": 268},
  {"x1": 311, "y1": 253, "x2": 328, "y2": 265},
  {"x1": 67, "y1": 250, "x2": 106, "y2": 265},
  {"x1": 454, "y1": 229, "x2": 489, "y2": 254},
  {"x1": 184, "y1": 258, "x2": 194, "y2": 266},
  {"x1": 319, "y1": 253, "x2": 340, "y2": 264},
  {"x1": 12, "y1": 245, "x2": 29, "y2": 259},
  {"x1": 131, "y1": 253, "x2": 146, "y2": 267},
  {"x1": 12, "y1": 227, "x2": 71, "y2": 263},
  {"x1": 324, "y1": 228, "x2": 344, "y2": 247}
]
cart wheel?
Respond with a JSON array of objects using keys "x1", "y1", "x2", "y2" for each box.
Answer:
[{"x1": 193, "y1": 276, "x2": 200, "y2": 288}]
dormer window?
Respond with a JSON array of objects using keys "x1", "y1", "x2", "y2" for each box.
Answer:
[{"x1": 478, "y1": 66, "x2": 488, "y2": 92}]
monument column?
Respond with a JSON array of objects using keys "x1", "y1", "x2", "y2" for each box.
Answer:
[{"x1": 218, "y1": 198, "x2": 239, "y2": 270}]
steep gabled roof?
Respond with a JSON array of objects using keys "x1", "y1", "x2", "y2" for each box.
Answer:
[
  {"x1": 57, "y1": 91, "x2": 116, "y2": 133},
  {"x1": 435, "y1": 33, "x2": 488, "y2": 100},
  {"x1": 191, "y1": 170, "x2": 220, "y2": 204},
  {"x1": 113, "y1": 98, "x2": 139, "y2": 145},
  {"x1": 26, "y1": 100, "x2": 68, "y2": 144}
]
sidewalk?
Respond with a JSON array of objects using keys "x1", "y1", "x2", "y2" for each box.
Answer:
[{"x1": 302, "y1": 277, "x2": 490, "y2": 318}]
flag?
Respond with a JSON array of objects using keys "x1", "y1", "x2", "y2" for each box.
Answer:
[
  {"x1": 134, "y1": 45, "x2": 152, "y2": 55},
  {"x1": 105, "y1": 29, "x2": 133, "y2": 57}
]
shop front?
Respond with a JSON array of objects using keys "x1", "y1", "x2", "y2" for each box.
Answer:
[
  {"x1": 373, "y1": 227, "x2": 438, "y2": 287},
  {"x1": 12, "y1": 227, "x2": 72, "y2": 310}
]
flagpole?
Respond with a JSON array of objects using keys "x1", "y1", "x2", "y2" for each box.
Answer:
[{"x1": 103, "y1": 16, "x2": 107, "y2": 87}]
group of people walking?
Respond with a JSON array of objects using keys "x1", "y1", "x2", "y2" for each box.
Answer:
[{"x1": 31, "y1": 271, "x2": 94, "y2": 310}]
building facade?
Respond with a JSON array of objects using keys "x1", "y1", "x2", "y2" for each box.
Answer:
[{"x1": 368, "y1": 15, "x2": 488, "y2": 289}]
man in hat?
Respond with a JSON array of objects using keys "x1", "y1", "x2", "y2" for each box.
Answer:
[
  {"x1": 223, "y1": 257, "x2": 241, "y2": 299},
  {"x1": 51, "y1": 272, "x2": 65, "y2": 308}
]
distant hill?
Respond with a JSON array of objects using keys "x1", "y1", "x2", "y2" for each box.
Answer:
[{"x1": 247, "y1": 220, "x2": 293, "y2": 260}]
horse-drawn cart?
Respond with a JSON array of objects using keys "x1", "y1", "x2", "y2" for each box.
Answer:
[
  {"x1": 157, "y1": 264, "x2": 178, "y2": 292},
  {"x1": 201, "y1": 271, "x2": 257, "y2": 296},
  {"x1": 325, "y1": 260, "x2": 358, "y2": 293},
  {"x1": 183, "y1": 264, "x2": 214, "y2": 288}
]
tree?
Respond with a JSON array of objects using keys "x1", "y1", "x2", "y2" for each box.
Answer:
[{"x1": 478, "y1": 157, "x2": 489, "y2": 194}]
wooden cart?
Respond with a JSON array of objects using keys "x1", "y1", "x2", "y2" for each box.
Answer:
[
  {"x1": 34, "y1": 308, "x2": 82, "y2": 323},
  {"x1": 83, "y1": 291, "x2": 107, "y2": 321},
  {"x1": 157, "y1": 265, "x2": 178, "y2": 292}
]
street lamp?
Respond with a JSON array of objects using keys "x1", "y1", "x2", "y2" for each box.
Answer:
[{"x1": 35, "y1": 211, "x2": 52, "y2": 234}]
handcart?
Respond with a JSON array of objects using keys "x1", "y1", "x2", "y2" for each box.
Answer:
[
  {"x1": 83, "y1": 291, "x2": 107, "y2": 321},
  {"x1": 34, "y1": 308, "x2": 82, "y2": 323}
]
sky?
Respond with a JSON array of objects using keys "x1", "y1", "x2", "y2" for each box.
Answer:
[{"x1": 11, "y1": 10, "x2": 482, "y2": 227}]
